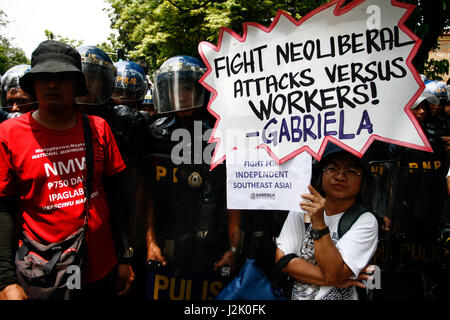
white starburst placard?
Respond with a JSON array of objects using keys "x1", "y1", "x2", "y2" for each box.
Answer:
[{"x1": 198, "y1": 0, "x2": 429, "y2": 170}]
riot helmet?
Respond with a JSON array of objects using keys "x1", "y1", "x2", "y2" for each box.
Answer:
[
  {"x1": 111, "y1": 60, "x2": 148, "y2": 106},
  {"x1": 411, "y1": 90, "x2": 440, "y2": 110},
  {"x1": 419, "y1": 74, "x2": 427, "y2": 82},
  {"x1": 75, "y1": 45, "x2": 115, "y2": 105},
  {"x1": 424, "y1": 80, "x2": 448, "y2": 105},
  {"x1": 152, "y1": 55, "x2": 207, "y2": 114},
  {"x1": 443, "y1": 85, "x2": 450, "y2": 119},
  {"x1": 411, "y1": 91, "x2": 435, "y2": 125},
  {"x1": 1, "y1": 64, "x2": 37, "y2": 113}
]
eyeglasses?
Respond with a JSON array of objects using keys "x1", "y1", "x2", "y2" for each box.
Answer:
[{"x1": 323, "y1": 166, "x2": 362, "y2": 179}]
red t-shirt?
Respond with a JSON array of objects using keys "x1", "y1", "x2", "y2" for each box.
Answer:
[{"x1": 0, "y1": 111, "x2": 126, "y2": 282}]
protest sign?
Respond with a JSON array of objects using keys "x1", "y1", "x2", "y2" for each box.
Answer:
[
  {"x1": 226, "y1": 148, "x2": 311, "y2": 210},
  {"x1": 198, "y1": 0, "x2": 428, "y2": 170}
]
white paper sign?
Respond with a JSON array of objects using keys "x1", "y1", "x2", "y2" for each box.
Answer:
[
  {"x1": 226, "y1": 148, "x2": 312, "y2": 210},
  {"x1": 199, "y1": 0, "x2": 428, "y2": 170}
]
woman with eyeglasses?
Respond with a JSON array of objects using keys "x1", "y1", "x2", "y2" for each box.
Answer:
[{"x1": 275, "y1": 142, "x2": 378, "y2": 300}]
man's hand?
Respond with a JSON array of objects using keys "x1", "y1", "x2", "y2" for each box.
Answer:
[
  {"x1": 382, "y1": 216, "x2": 392, "y2": 231},
  {"x1": 447, "y1": 176, "x2": 450, "y2": 196},
  {"x1": 115, "y1": 264, "x2": 135, "y2": 296},
  {"x1": 214, "y1": 250, "x2": 237, "y2": 272},
  {"x1": 0, "y1": 284, "x2": 28, "y2": 300},
  {"x1": 336, "y1": 264, "x2": 376, "y2": 289},
  {"x1": 147, "y1": 240, "x2": 167, "y2": 266}
]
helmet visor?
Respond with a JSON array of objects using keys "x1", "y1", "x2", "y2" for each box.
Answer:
[
  {"x1": 1, "y1": 75, "x2": 37, "y2": 111},
  {"x1": 153, "y1": 69, "x2": 205, "y2": 114},
  {"x1": 75, "y1": 62, "x2": 114, "y2": 105},
  {"x1": 2, "y1": 87, "x2": 37, "y2": 112},
  {"x1": 111, "y1": 76, "x2": 147, "y2": 102}
]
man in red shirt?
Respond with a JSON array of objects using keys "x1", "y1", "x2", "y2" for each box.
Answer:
[{"x1": 0, "y1": 40, "x2": 134, "y2": 300}]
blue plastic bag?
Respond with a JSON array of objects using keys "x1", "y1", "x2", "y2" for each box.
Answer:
[{"x1": 215, "y1": 259, "x2": 287, "y2": 300}]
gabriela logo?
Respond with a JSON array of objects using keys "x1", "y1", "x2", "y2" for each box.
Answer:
[
  {"x1": 199, "y1": 0, "x2": 428, "y2": 170},
  {"x1": 251, "y1": 193, "x2": 276, "y2": 200}
]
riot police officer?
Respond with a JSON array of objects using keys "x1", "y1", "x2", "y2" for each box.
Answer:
[
  {"x1": 392, "y1": 90, "x2": 448, "y2": 242},
  {"x1": 75, "y1": 46, "x2": 153, "y2": 161},
  {"x1": 424, "y1": 80, "x2": 449, "y2": 138},
  {"x1": 110, "y1": 59, "x2": 156, "y2": 128},
  {"x1": 111, "y1": 60, "x2": 148, "y2": 111},
  {"x1": 146, "y1": 55, "x2": 242, "y2": 300},
  {"x1": 0, "y1": 64, "x2": 37, "y2": 120},
  {"x1": 75, "y1": 45, "x2": 155, "y2": 298}
]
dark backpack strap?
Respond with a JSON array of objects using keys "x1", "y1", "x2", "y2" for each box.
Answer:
[
  {"x1": 18, "y1": 238, "x2": 63, "y2": 276},
  {"x1": 42, "y1": 247, "x2": 63, "y2": 275},
  {"x1": 337, "y1": 203, "x2": 368, "y2": 239},
  {"x1": 16, "y1": 239, "x2": 30, "y2": 261},
  {"x1": 82, "y1": 114, "x2": 93, "y2": 207},
  {"x1": 268, "y1": 253, "x2": 298, "y2": 280},
  {"x1": 337, "y1": 203, "x2": 375, "y2": 300}
]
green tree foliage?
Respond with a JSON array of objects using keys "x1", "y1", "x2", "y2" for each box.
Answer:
[
  {"x1": 424, "y1": 58, "x2": 449, "y2": 81},
  {"x1": 0, "y1": 10, "x2": 29, "y2": 74},
  {"x1": 403, "y1": 0, "x2": 450, "y2": 77},
  {"x1": 44, "y1": 29, "x2": 122, "y2": 62},
  {"x1": 105, "y1": 0, "x2": 330, "y2": 72},
  {"x1": 44, "y1": 29, "x2": 84, "y2": 48},
  {"x1": 96, "y1": 33, "x2": 123, "y2": 62},
  {"x1": 106, "y1": 0, "x2": 449, "y2": 77},
  {"x1": 0, "y1": 37, "x2": 30, "y2": 74}
]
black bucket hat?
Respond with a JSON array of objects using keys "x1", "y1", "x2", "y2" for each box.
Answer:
[
  {"x1": 314, "y1": 142, "x2": 373, "y2": 183},
  {"x1": 19, "y1": 40, "x2": 88, "y2": 97}
]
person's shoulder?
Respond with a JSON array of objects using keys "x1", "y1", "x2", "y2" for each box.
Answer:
[
  {"x1": 84, "y1": 113, "x2": 115, "y2": 141},
  {"x1": 85, "y1": 112, "x2": 105, "y2": 123},
  {"x1": 85, "y1": 113, "x2": 110, "y2": 129},
  {"x1": 149, "y1": 115, "x2": 176, "y2": 140},
  {"x1": 111, "y1": 104, "x2": 143, "y2": 120},
  {"x1": 357, "y1": 211, "x2": 379, "y2": 228},
  {"x1": 286, "y1": 210, "x2": 305, "y2": 222},
  {"x1": 0, "y1": 112, "x2": 29, "y2": 131}
]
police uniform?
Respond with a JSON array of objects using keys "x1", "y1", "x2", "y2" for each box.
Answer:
[
  {"x1": 393, "y1": 127, "x2": 448, "y2": 241},
  {"x1": 239, "y1": 209, "x2": 288, "y2": 274},
  {"x1": 149, "y1": 113, "x2": 228, "y2": 271}
]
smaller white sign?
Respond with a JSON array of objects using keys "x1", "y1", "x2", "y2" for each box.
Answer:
[{"x1": 226, "y1": 148, "x2": 312, "y2": 211}]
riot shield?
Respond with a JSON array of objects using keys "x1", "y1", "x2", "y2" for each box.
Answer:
[{"x1": 365, "y1": 159, "x2": 449, "y2": 299}]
